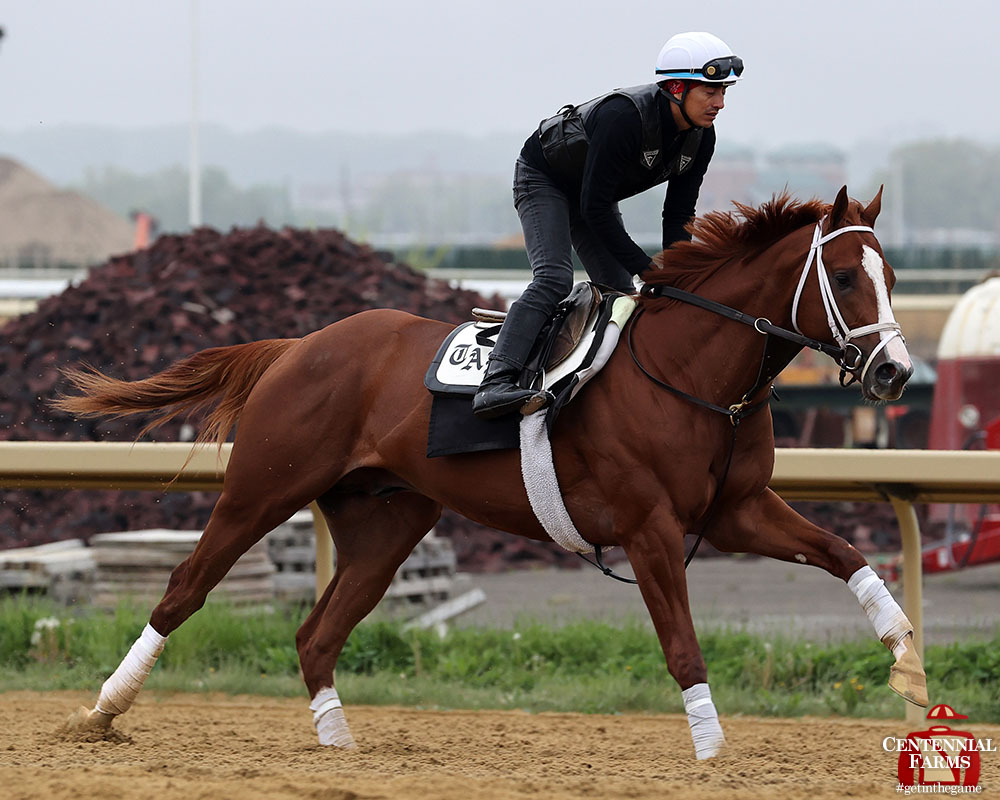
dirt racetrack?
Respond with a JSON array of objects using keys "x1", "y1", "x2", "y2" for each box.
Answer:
[{"x1": 2, "y1": 691, "x2": 997, "y2": 799}]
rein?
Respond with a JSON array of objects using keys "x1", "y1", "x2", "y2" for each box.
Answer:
[
  {"x1": 632, "y1": 283, "x2": 850, "y2": 415},
  {"x1": 639, "y1": 284, "x2": 846, "y2": 370},
  {"x1": 580, "y1": 218, "x2": 899, "y2": 581},
  {"x1": 630, "y1": 222, "x2": 891, "y2": 568},
  {"x1": 624, "y1": 298, "x2": 778, "y2": 571},
  {"x1": 580, "y1": 288, "x2": 792, "y2": 582}
]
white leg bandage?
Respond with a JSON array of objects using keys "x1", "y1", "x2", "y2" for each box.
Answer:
[
  {"x1": 310, "y1": 687, "x2": 356, "y2": 748},
  {"x1": 682, "y1": 683, "x2": 726, "y2": 760},
  {"x1": 95, "y1": 623, "x2": 167, "y2": 716},
  {"x1": 848, "y1": 565, "x2": 912, "y2": 652}
]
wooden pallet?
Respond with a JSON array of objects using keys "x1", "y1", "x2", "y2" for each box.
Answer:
[
  {"x1": 265, "y1": 511, "x2": 457, "y2": 609},
  {"x1": 0, "y1": 539, "x2": 94, "y2": 603},
  {"x1": 1, "y1": 515, "x2": 458, "y2": 613},
  {"x1": 385, "y1": 534, "x2": 457, "y2": 608},
  {"x1": 265, "y1": 510, "x2": 317, "y2": 599},
  {"x1": 88, "y1": 529, "x2": 275, "y2": 609}
]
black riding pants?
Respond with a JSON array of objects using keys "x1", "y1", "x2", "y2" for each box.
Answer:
[{"x1": 491, "y1": 158, "x2": 635, "y2": 369}]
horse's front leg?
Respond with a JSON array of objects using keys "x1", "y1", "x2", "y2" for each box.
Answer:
[
  {"x1": 621, "y1": 512, "x2": 726, "y2": 760},
  {"x1": 707, "y1": 488, "x2": 928, "y2": 706}
]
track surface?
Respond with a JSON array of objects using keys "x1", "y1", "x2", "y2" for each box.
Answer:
[{"x1": 2, "y1": 691, "x2": 997, "y2": 799}]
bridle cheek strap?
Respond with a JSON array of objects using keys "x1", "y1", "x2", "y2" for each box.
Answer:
[{"x1": 790, "y1": 219, "x2": 903, "y2": 382}]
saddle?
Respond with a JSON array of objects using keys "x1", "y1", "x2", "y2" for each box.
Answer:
[
  {"x1": 424, "y1": 283, "x2": 637, "y2": 458},
  {"x1": 426, "y1": 282, "x2": 616, "y2": 397},
  {"x1": 525, "y1": 282, "x2": 603, "y2": 374}
]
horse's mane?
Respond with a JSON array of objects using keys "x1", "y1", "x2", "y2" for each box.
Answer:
[{"x1": 644, "y1": 193, "x2": 830, "y2": 290}]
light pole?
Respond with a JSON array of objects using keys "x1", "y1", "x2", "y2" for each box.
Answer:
[
  {"x1": 189, "y1": 0, "x2": 202, "y2": 228},
  {"x1": 890, "y1": 149, "x2": 905, "y2": 248}
]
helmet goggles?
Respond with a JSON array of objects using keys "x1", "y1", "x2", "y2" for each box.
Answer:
[{"x1": 657, "y1": 55, "x2": 744, "y2": 82}]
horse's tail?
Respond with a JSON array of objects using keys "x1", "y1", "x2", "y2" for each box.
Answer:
[{"x1": 54, "y1": 338, "x2": 298, "y2": 448}]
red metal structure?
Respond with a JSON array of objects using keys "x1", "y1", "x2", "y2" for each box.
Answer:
[{"x1": 884, "y1": 278, "x2": 1000, "y2": 581}]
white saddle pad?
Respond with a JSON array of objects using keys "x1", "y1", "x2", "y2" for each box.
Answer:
[{"x1": 425, "y1": 296, "x2": 637, "y2": 398}]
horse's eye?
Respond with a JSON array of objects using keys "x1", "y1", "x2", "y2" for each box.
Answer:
[{"x1": 833, "y1": 272, "x2": 852, "y2": 290}]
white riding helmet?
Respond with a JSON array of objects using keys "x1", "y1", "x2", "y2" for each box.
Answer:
[{"x1": 655, "y1": 32, "x2": 743, "y2": 84}]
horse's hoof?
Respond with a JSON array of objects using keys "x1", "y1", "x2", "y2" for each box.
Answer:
[
  {"x1": 62, "y1": 706, "x2": 113, "y2": 735},
  {"x1": 695, "y1": 736, "x2": 727, "y2": 760},
  {"x1": 64, "y1": 705, "x2": 113, "y2": 732},
  {"x1": 316, "y1": 706, "x2": 358, "y2": 749},
  {"x1": 57, "y1": 706, "x2": 129, "y2": 742},
  {"x1": 888, "y1": 646, "x2": 929, "y2": 707},
  {"x1": 318, "y1": 731, "x2": 358, "y2": 749}
]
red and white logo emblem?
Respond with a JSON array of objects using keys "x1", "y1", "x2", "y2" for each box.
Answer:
[{"x1": 884, "y1": 704, "x2": 993, "y2": 791}]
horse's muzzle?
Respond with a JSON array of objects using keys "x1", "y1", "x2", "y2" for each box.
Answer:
[{"x1": 865, "y1": 357, "x2": 913, "y2": 402}]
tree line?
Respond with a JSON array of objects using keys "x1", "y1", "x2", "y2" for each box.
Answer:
[{"x1": 76, "y1": 138, "x2": 1000, "y2": 244}]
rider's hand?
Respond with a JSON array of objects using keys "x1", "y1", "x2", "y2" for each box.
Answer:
[{"x1": 639, "y1": 258, "x2": 662, "y2": 283}]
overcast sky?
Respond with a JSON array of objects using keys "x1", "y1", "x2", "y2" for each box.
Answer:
[{"x1": 2, "y1": 0, "x2": 999, "y2": 152}]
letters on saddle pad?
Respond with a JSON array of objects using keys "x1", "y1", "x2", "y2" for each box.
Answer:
[{"x1": 424, "y1": 321, "x2": 497, "y2": 397}]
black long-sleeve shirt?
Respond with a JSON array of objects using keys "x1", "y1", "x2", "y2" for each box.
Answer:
[{"x1": 521, "y1": 89, "x2": 715, "y2": 276}]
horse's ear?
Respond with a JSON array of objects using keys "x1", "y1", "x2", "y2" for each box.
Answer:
[
  {"x1": 861, "y1": 185, "x2": 884, "y2": 227},
  {"x1": 830, "y1": 185, "x2": 850, "y2": 226}
]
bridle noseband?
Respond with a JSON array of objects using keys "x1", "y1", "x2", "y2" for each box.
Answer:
[{"x1": 791, "y1": 217, "x2": 904, "y2": 386}]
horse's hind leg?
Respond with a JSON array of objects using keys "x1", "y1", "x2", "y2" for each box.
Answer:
[
  {"x1": 296, "y1": 490, "x2": 442, "y2": 748},
  {"x1": 70, "y1": 438, "x2": 344, "y2": 734},
  {"x1": 708, "y1": 488, "x2": 927, "y2": 706},
  {"x1": 67, "y1": 488, "x2": 314, "y2": 735}
]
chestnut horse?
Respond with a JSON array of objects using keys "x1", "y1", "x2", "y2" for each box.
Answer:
[{"x1": 57, "y1": 188, "x2": 927, "y2": 759}]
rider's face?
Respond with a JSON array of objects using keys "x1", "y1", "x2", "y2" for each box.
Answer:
[{"x1": 682, "y1": 83, "x2": 727, "y2": 128}]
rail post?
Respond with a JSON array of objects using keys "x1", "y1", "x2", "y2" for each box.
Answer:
[
  {"x1": 310, "y1": 501, "x2": 334, "y2": 601},
  {"x1": 887, "y1": 494, "x2": 926, "y2": 725}
]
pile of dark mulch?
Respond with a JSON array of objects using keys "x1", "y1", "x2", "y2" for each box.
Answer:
[{"x1": 0, "y1": 225, "x2": 588, "y2": 572}]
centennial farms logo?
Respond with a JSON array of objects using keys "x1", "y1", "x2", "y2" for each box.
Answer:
[{"x1": 883, "y1": 704, "x2": 995, "y2": 794}]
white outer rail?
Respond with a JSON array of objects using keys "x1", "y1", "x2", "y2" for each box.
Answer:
[{"x1": 5, "y1": 442, "x2": 1000, "y2": 723}]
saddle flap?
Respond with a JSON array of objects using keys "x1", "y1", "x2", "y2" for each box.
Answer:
[{"x1": 543, "y1": 282, "x2": 603, "y2": 370}]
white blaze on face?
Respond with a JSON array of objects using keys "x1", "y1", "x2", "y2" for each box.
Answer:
[{"x1": 861, "y1": 245, "x2": 912, "y2": 370}]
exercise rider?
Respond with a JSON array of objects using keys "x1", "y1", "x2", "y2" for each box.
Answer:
[{"x1": 473, "y1": 31, "x2": 743, "y2": 419}]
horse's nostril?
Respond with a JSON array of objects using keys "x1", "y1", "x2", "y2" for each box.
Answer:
[{"x1": 874, "y1": 362, "x2": 898, "y2": 384}]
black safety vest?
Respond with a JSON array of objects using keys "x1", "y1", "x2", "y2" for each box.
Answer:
[{"x1": 537, "y1": 84, "x2": 703, "y2": 183}]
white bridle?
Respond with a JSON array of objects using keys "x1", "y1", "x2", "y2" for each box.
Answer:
[{"x1": 790, "y1": 218, "x2": 904, "y2": 383}]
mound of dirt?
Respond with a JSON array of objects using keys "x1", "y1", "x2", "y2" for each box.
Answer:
[
  {"x1": 0, "y1": 224, "x2": 581, "y2": 571},
  {"x1": 0, "y1": 157, "x2": 133, "y2": 266}
]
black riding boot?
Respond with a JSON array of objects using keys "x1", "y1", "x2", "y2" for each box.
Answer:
[
  {"x1": 472, "y1": 357, "x2": 536, "y2": 419},
  {"x1": 472, "y1": 300, "x2": 548, "y2": 420}
]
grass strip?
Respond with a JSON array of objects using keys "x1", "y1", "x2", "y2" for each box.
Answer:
[{"x1": 1, "y1": 594, "x2": 996, "y2": 721}]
